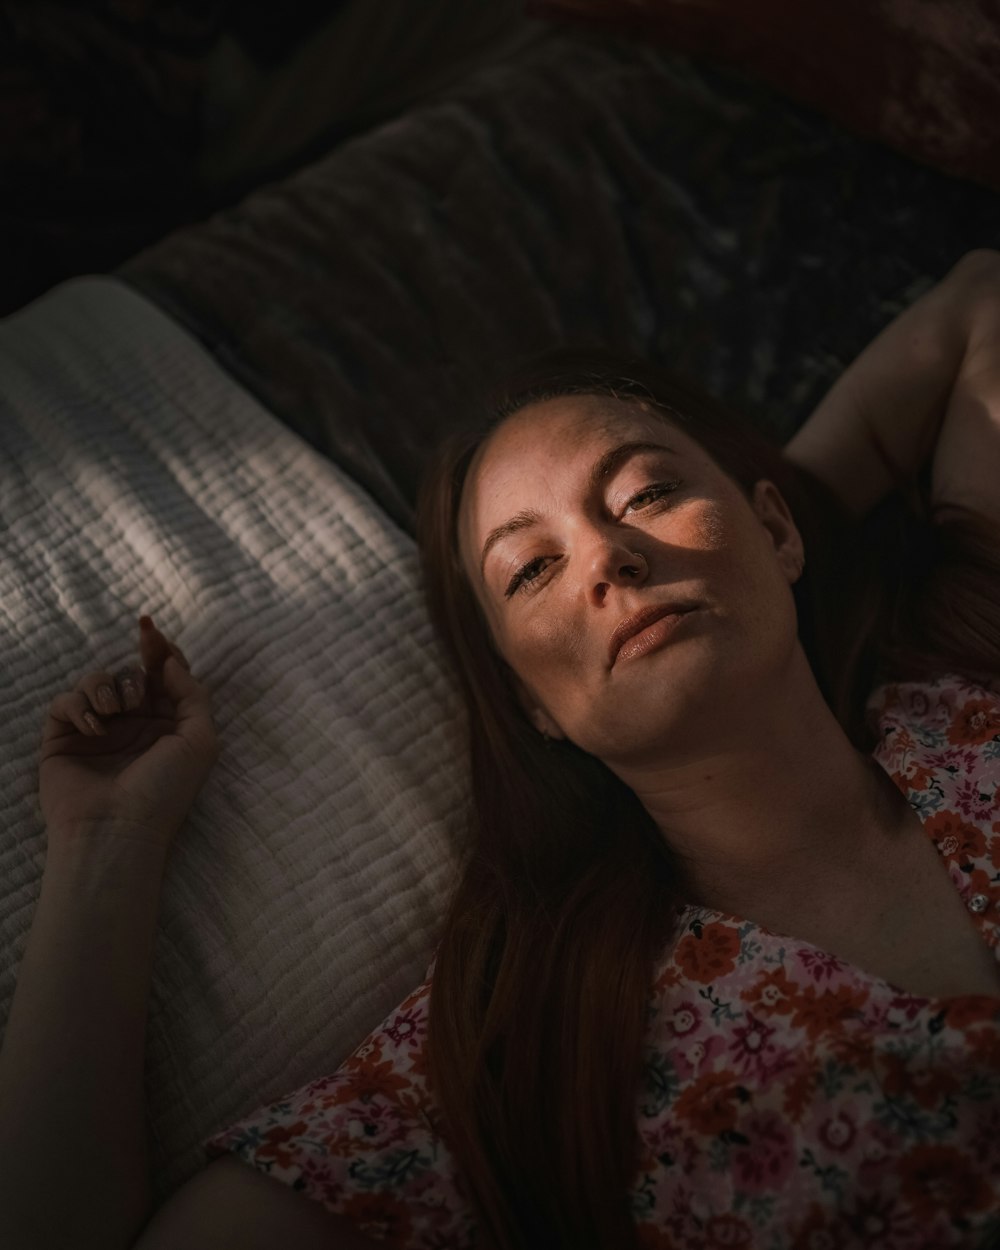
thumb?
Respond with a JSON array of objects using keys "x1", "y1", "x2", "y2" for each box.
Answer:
[{"x1": 161, "y1": 653, "x2": 218, "y2": 753}]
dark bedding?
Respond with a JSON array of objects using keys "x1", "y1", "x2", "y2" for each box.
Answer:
[{"x1": 117, "y1": 26, "x2": 1000, "y2": 534}]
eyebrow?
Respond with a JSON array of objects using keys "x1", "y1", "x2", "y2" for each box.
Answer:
[{"x1": 478, "y1": 439, "x2": 678, "y2": 581}]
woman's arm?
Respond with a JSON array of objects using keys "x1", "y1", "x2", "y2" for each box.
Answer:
[
  {"x1": 783, "y1": 248, "x2": 1000, "y2": 522},
  {"x1": 0, "y1": 830, "x2": 169, "y2": 1250}
]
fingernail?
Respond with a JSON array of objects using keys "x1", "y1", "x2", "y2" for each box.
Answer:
[{"x1": 97, "y1": 684, "x2": 119, "y2": 713}]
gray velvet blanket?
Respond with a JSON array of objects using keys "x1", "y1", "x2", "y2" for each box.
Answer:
[{"x1": 118, "y1": 25, "x2": 1000, "y2": 533}]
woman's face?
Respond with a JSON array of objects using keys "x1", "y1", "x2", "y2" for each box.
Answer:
[{"x1": 458, "y1": 394, "x2": 805, "y2": 769}]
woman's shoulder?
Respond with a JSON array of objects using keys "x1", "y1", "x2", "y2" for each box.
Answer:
[{"x1": 865, "y1": 669, "x2": 1000, "y2": 817}]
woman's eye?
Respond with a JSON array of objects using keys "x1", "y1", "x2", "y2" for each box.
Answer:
[
  {"x1": 625, "y1": 480, "x2": 680, "y2": 512},
  {"x1": 505, "y1": 556, "x2": 551, "y2": 598}
]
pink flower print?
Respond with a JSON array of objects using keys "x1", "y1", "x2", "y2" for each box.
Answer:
[
  {"x1": 833, "y1": 1189, "x2": 915, "y2": 1249},
  {"x1": 385, "y1": 1006, "x2": 423, "y2": 1049},
  {"x1": 730, "y1": 1109, "x2": 796, "y2": 1193},
  {"x1": 703, "y1": 1212, "x2": 756, "y2": 1247},
  {"x1": 884, "y1": 995, "x2": 934, "y2": 1029},
  {"x1": 796, "y1": 945, "x2": 851, "y2": 987},
  {"x1": 297, "y1": 1152, "x2": 345, "y2": 1201},
  {"x1": 638, "y1": 1115, "x2": 694, "y2": 1173},
  {"x1": 727, "y1": 1012, "x2": 796, "y2": 1083},
  {"x1": 668, "y1": 1001, "x2": 702, "y2": 1038},
  {"x1": 953, "y1": 777, "x2": 996, "y2": 822},
  {"x1": 341, "y1": 1099, "x2": 409, "y2": 1156},
  {"x1": 923, "y1": 748, "x2": 963, "y2": 771},
  {"x1": 816, "y1": 1108, "x2": 857, "y2": 1155}
]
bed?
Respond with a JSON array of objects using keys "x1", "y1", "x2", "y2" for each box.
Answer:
[{"x1": 2, "y1": 15, "x2": 1000, "y2": 1216}]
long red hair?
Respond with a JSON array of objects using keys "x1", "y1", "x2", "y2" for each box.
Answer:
[{"x1": 414, "y1": 346, "x2": 1000, "y2": 1249}]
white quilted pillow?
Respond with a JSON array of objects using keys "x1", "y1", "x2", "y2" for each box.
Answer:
[{"x1": 0, "y1": 277, "x2": 469, "y2": 1203}]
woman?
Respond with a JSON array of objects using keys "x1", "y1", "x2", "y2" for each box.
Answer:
[{"x1": 5, "y1": 250, "x2": 1000, "y2": 1250}]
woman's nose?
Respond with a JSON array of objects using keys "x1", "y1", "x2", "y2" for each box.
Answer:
[{"x1": 589, "y1": 539, "x2": 649, "y2": 597}]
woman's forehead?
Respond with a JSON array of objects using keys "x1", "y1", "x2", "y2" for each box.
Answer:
[
  {"x1": 458, "y1": 394, "x2": 688, "y2": 572},
  {"x1": 474, "y1": 394, "x2": 679, "y2": 482}
]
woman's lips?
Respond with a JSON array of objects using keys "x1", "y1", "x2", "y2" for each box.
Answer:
[{"x1": 613, "y1": 609, "x2": 696, "y2": 665}]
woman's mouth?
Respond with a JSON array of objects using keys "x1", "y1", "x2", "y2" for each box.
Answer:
[{"x1": 613, "y1": 609, "x2": 697, "y2": 666}]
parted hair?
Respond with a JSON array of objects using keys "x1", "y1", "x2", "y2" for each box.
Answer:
[{"x1": 414, "y1": 345, "x2": 1000, "y2": 1250}]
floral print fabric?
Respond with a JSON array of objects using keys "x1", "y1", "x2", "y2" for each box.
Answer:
[{"x1": 203, "y1": 672, "x2": 1000, "y2": 1248}]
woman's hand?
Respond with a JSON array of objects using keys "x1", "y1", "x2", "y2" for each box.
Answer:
[
  {"x1": 783, "y1": 248, "x2": 1000, "y2": 521},
  {"x1": 38, "y1": 616, "x2": 220, "y2": 850}
]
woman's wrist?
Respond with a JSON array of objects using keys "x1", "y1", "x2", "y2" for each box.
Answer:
[{"x1": 45, "y1": 817, "x2": 176, "y2": 866}]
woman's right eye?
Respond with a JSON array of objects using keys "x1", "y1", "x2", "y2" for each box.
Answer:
[{"x1": 505, "y1": 556, "x2": 553, "y2": 598}]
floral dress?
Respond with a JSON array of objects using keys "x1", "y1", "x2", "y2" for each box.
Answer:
[{"x1": 204, "y1": 672, "x2": 1000, "y2": 1249}]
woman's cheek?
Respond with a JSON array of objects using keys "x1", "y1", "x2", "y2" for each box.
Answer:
[{"x1": 691, "y1": 499, "x2": 729, "y2": 549}]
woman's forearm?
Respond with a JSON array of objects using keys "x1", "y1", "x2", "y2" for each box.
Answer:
[
  {"x1": 0, "y1": 829, "x2": 170, "y2": 1250},
  {"x1": 783, "y1": 249, "x2": 1000, "y2": 520}
]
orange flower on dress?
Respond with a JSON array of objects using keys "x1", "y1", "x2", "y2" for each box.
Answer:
[
  {"x1": 947, "y1": 698, "x2": 1000, "y2": 746},
  {"x1": 405, "y1": 1039, "x2": 431, "y2": 1082},
  {"x1": 960, "y1": 1021, "x2": 1000, "y2": 1062},
  {"x1": 902, "y1": 761, "x2": 936, "y2": 792},
  {"x1": 672, "y1": 1070, "x2": 743, "y2": 1136},
  {"x1": 787, "y1": 982, "x2": 871, "y2": 1041},
  {"x1": 674, "y1": 921, "x2": 742, "y2": 983},
  {"x1": 899, "y1": 1142, "x2": 996, "y2": 1222},
  {"x1": 740, "y1": 963, "x2": 801, "y2": 1018},
  {"x1": 782, "y1": 1062, "x2": 820, "y2": 1124},
  {"x1": 923, "y1": 809, "x2": 985, "y2": 857},
  {"x1": 331, "y1": 1058, "x2": 412, "y2": 1107},
  {"x1": 874, "y1": 1049, "x2": 962, "y2": 1110},
  {"x1": 946, "y1": 991, "x2": 1000, "y2": 1031},
  {"x1": 256, "y1": 1119, "x2": 312, "y2": 1170}
]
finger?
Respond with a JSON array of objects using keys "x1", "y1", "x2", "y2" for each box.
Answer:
[
  {"x1": 113, "y1": 666, "x2": 146, "y2": 712},
  {"x1": 47, "y1": 689, "x2": 109, "y2": 737},
  {"x1": 139, "y1": 616, "x2": 171, "y2": 673},
  {"x1": 160, "y1": 655, "x2": 219, "y2": 757},
  {"x1": 74, "y1": 667, "x2": 147, "y2": 719},
  {"x1": 75, "y1": 671, "x2": 123, "y2": 717},
  {"x1": 139, "y1": 617, "x2": 191, "y2": 676}
]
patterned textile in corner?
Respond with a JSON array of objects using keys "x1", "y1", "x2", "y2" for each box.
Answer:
[{"x1": 528, "y1": 0, "x2": 1000, "y2": 194}]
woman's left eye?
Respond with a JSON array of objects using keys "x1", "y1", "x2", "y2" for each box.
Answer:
[{"x1": 624, "y1": 480, "x2": 680, "y2": 511}]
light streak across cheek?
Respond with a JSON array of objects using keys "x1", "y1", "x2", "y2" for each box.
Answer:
[{"x1": 693, "y1": 501, "x2": 728, "y2": 547}]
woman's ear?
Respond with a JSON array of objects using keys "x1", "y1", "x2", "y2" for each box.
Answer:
[
  {"x1": 507, "y1": 667, "x2": 565, "y2": 741},
  {"x1": 752, "y1": 479, "x2": 805, "y2": 583}
]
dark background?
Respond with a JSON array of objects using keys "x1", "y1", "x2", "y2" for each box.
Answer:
[{"x1": 0, "y1": 0, "x2": 533, "y2": 317}]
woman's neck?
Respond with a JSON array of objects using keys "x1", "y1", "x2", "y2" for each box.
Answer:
[{"x1": 615, "y1": 651, "x2": 909, "y2": 928}]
